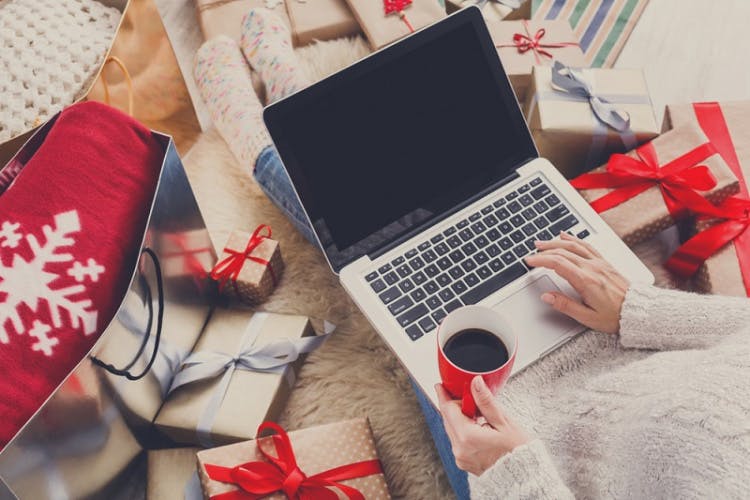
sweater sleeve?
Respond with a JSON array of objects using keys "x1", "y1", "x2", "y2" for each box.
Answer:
[
  {"x1": 618, "y1": 283, "x2": 750, "y2": 351},
  {"x1": 470, "y1": 440, "x2": 574, "y2": 500}
]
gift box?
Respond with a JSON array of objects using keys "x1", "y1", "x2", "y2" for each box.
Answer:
[
  {"x1": 95, "y1": 295, "x2": 208, "y2": 440},
  {"x1": 154, "y1": 310, "x2": 327, "y2": 447},
  {"x1": 29, "y1": 359, "x2": 103, "y2": 438},
  {"x1": 662, "y1": 102, "x2": 750, "y2": 297},
  {"x1": 345, "y1": 0, "x2": 445, "y2": 50},
  {"x1": 0, "y1": 397, "x2": 142, "y2": 499},
  {"x1": 446, "y1": 0, "x2": 531, "y2": 23},
  {"x1": 525, "y1": 62, "x2": 660, "y2": 178},
  {"x1": 211, "y1": 225, "x2": 284, "y2": 305},
  {"x1": 489, "y1": 19, "x2": 584, "y2": 102},
  {"x1": 572, "y1": 124, "x2": 740, "y2": 247},
  {"x1": 147, "y1": 447, "x2": 201, "y2": 499},
  {"x1": 196, "y1": 0, "x2": 291, "y2": 42},
  {"x1": 287, "y1": 0, "x2": 361, "y2": 46},
  {"x1": 197, "y1": 419, "x2": 391, "y2": 499}
]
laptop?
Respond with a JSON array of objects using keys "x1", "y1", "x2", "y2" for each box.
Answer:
[{"x1": 264, "y1": 7, "x2": 654, "y2": 407}]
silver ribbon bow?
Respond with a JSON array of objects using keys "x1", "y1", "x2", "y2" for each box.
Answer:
[
  {"x1": 167, "y1": 312, "x2": 333, "y2": 448},
  {"x1": 550, "y1": 61, "x2": 632, "y2": 132}
]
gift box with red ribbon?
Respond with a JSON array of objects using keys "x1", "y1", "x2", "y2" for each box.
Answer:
[
  {"x1": 345, "y1": 0, "x2": 445, "y2": 50},
  {"x1": 571, "y1": 124, "x2": 740, "y2": 247},
  {"x1": 489, "y1": 19, "x2": 584, "y2": 102},
  {"x1": 211, "y1": 225, "x2": 284, "y2": 305},
  {"x1": 197, "y1": 419, "x2": 391, "y2": 499},
  {"x1": 663, "y1": 102, "x2": 750, "y2": 297}
]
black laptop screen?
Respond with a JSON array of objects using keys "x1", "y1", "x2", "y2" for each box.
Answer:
[{"x1": 265, "y1": 9, "x2": 537, "y2": 272}]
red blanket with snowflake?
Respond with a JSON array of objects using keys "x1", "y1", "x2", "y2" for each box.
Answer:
[{"x1": 0, "y1": 101, "x2": 162, "y2": 448}]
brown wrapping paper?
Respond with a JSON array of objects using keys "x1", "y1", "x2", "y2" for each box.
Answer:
[
  {"x1": 154, "y1": 310, "x2": 315, "y2": 447},
  {"x1": 663, "y1": 102, "x2": 750, "y2": 297},
  {"x1": 0, "y1": 397, "x2": 142, "y2": 499},
  {"x1": 197, "y1": 418, "x2": 391, "y2": 499},
  {"x1": 446, "y1": 0, "x2": 531, "y2": 23},
  {"x1": 147, "y1": 447, "x2": 201, "y2": 499},
  {"x1": 345, "y1": 0, "x2": 445, "y2": 50},
  {"x1": 287, "y1": 0, "x2": 361, "y2": 46},
  {"x1": 196, "y1": 0, "x2": 291, "y2": 42},
  {"x1": 577, "y1": 125, "x2": 740, "y2": 247},
  {"x1": 29, "y1": 359, "x2": 102, "y2": 438},
  {"x1": 489, "y1": 19, "x2": 584, "y2": 102},
  {"x1": 218, "y1": 229, "x2": 285, "y2": 305},
  {"x1": 525, "y1": 65, "x2": 660, "y2": 178}
]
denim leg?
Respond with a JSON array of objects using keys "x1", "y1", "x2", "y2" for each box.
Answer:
[
  {"x1": 253, "y1": 145, "x2": 317, "y2": 245},
  {"x1": 412, "y1": 380, "x2": 470, "y2": 500}
]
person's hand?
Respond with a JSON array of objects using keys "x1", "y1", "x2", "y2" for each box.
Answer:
[
  {"x1": 524, "y1": 232, "x2": 629, "y2": 334},
  {"x1": 435, "y1": 377, "x2": 529, "y2": 476}
]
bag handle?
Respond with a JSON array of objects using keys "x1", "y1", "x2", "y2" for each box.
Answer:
[
  {"x1": 91, "y1": 248, "x2": 165, "y2": 381},
  {"x1": 100, "y1": 56, "x2": 134, "y2": 117}
]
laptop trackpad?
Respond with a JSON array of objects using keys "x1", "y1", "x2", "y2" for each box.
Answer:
[{"x1": 490, "y1": 275, "x2": 579, "y2": 369}]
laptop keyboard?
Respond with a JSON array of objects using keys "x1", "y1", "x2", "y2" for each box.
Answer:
[{"x1": 365, "y1": 176, "x2": 590, "y2": 341}]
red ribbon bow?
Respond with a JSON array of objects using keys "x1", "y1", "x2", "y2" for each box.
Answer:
[
  {"x1": 570, "y1": 141, "x2": 720, "y2": 216},
  {"x1": 496, "y1": 20, "x2": 579, "y2": 64},
  {"x1": 210, "y1": 225, "x2": 277, "y2": 293},
  {"x1": 665, "y1": 196, "x2": 750, "y2": 278},
  {"x1": 204, "y1": 422, "x2": 384, "y2": 500}
]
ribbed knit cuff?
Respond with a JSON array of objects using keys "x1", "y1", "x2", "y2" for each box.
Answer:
[{"x1": 470, "y1": 440, "x2": 573, "y2": 500}]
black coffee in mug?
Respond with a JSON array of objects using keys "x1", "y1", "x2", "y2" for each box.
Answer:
[{"x1": 443, "y1": 329, "x2": 509, "y2": 372}]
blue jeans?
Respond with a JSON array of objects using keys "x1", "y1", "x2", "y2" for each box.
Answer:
[{"x1": 254, "y1": 145, "x2": 470, "y2": 498}]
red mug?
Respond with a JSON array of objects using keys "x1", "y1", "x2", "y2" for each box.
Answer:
[{"x1": 437, "y1": 305, "x2": 517, "y2": 417}]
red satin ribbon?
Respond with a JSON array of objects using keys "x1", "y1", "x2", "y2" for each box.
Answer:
[
  {"x1": 496, "y1": 20, "x2": 579, "y2": 64},
  {"x1": 204, "y1": 422, "x2": 384, "y2": 500},
  {"x1": 570, "y1": 141, "x2": 720, "y2": 216},
  {"x1": 163, "y1": 233, "x2": 211, "y2": 278},
  {"x1": 665, "y1": 103, "x2": 750, "y2": 294},
  {"x1": 210, "y1": 225, "x2": 277, "y2": 293},
  {"x1": 665, "y1": 196, "x2": 750, "y2": 277}
]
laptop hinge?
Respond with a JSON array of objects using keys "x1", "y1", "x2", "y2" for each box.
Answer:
[{"x1": 369, "y1": 169, "x2": 523, "y2": 260}]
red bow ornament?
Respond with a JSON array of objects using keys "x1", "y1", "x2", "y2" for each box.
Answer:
[
  {"x1": 210, "y1": 225, "x2": 278, "y2": 294},
  {"x1": 384, "y1": 0, "x2": 414, "y2": 33},
  {"x1": 204, "y1": 422, "x2": 384, "y2": 500},
  {"x1": 665, "y1": 196, "x2": 750, "y2": 280},
  {"x1": 570, "y1": 141, "x2": 721, "y2": 217},
  {"x1": 496, "y1": 20, "x2": 579, "y2": 64}
]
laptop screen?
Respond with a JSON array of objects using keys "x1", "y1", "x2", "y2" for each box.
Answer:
[{"x1": 264, "y1": 8, "x2": 537, "y2": 272}]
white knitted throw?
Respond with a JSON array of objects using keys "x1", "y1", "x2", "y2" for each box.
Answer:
[
  {"x1": 0, "y1": 0, "x2": 121, "y2": 141},
  {"x1": 471, "y1": 284, "x2": 750, "y2": 499}
]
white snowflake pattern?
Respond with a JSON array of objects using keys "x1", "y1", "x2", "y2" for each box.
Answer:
[{"x1": 0, "y1": 210, "x2": 103, "y2": 356}]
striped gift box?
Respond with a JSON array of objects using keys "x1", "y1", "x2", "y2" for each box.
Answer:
[{"x1": 532, "y1": 0, "x2": 650, "y2": 68}]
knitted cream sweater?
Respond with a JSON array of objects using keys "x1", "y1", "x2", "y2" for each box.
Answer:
[{"x1": 471, "y1": 284, "x2": 750, "y2": 499}]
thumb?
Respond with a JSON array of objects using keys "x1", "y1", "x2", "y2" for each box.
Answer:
[
  {"x1": 471, "y1": 376, "x2": 505, "y2": 428},
  {"x1": 541, "y1": 291, "x2": 596, "y2": 327}
]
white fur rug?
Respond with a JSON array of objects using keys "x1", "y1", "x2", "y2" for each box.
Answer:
[{"x1": 182, "y1": 35, "x2": 677, "y2": 499}]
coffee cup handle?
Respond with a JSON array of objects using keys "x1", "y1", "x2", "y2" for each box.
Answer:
[{"x1": 460, "y1": 382, "x2": 477, "y2": 417}]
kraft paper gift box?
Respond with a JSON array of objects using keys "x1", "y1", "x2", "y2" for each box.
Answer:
[
  {"x1": 572, "y1": 124, "x2": 740, "y2": 247},
  {"x1": 287, "y1": 0, "x2": 361, "y2": 46},
  {"x1": 489, "y1": 19, "x2": 584, "y2": 102},
  {"x1": 197, "y1": 418, "x2": 391, "y2": 499},
  {"x1": 158, "y1": 229, "x2": 215, "y2": 291},
  {"x1": 525, "y1": 63, "x2": 660, "y2": 178},
  {"x1": 213, "y1": 227, "x2": 285, "y2": 305},
  {"x1": 154, "y1": 310, "x2": 325, "y2": 448},
  {"x1": 147, "y1": 447, "x2": 202, "y2": 499},
  {"x1": 0, "y1": 397, "x2": 142, "y2": 499},
  {"x1": 196, "y1": 0, "x2": 291, "y2": 42},
  {"x1": 345, "y1": 0, "x2": 445, "y2": 50},
  {"x1": 446, "y1": 0, "x2": 531, "y2": 23},
  {"x1": 662, "y1": 102, "x2": 750, "y2": 297},
  {"x1": 95, "y1": 295, "x2": 207, "y2": 440}
]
